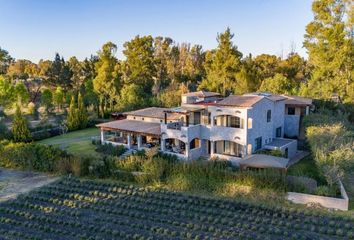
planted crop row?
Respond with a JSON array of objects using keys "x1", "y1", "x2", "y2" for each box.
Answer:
[{"x1": 0, "y1": 177, "x2": 352, "y2": 240}]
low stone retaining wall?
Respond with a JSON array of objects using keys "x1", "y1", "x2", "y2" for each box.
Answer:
[{"x1": 287, "y1": 181, "x2": 349, "y2": 211}]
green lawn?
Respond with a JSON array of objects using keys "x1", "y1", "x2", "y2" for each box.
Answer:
[
  {"x1": 287, "y1": 155, "x2": 325, "y2": 184},
  {"x1": 37, "y1": 128, "x2": 101, "y2": 157}
]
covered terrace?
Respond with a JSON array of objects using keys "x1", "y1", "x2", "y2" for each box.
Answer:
[{"x1": 96, "y1": 120, "x2": 161, "y2": 150}]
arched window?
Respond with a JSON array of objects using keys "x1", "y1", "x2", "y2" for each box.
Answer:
[{"x1": 215, "y1": 115, "x2": 243, "y2": 128}]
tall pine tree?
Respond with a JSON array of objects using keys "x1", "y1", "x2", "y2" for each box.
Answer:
[
  {"x1": 303, "y1": 0, "x2": 353, "y2": 102},
  {"x1": 199, "y1": 28, "x2": 242, "y2": 96},
  {"x1": 77, "y1": 93, "x2": 88, "y2": 129},
  {"x1": 12, "y1": 105, "x2": 31, "y2": 142},
  {"x1": 93, "y1": 42, "x2": 120, "y2": 117},
  {"x1": 67, "y1": 96, "x2": 79, "y2": 131}
]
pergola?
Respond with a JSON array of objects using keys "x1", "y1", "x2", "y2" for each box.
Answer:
[{"x1": 96, "y1": 120, "x2": 161, "y2": 150}]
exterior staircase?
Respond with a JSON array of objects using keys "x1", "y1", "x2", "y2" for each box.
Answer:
[{"x1": 118, "y1": 148, "x2": 137, "y2": 160}]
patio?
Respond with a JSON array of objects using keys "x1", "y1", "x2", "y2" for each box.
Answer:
[{"x1": 97, "y1": 120, "x2": 161, "y2": 150}]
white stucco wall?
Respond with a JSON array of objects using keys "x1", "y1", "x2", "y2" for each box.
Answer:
[
  {"x1": 161, "y1": 97, "x2": 296, "y2": 161},
  {"x1": 247, "y1": 98, "x2": 275, "y2": 154},
  {"x1": 273, "y1": 101, "x2": 285, "y2": 138},
  {"x1": 126, "y1": 115, "x2": 163, "y2": 123}
]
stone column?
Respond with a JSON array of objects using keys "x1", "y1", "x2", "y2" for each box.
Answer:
[
  {"x1": 100, "y1": 129, "x2": 105, "y2": 144},
  {"x1": 161, "y1": 138, "x2": 166, "y2": 151},
  {"x1": 305, "y1": 106, "x2": 310, "y2": 115},
  {"x1": 210, "y1": 141, "x2": 214, "y2": 155},
  {"x1": 137, "y1": 135, "x2": 142, "y2": 149},
  {"x1": 127, "y1": 133, "x2": 132, "y2": 149},
  {"x1": 185, "y1": 141, "x2": 189, "y2": 159}
]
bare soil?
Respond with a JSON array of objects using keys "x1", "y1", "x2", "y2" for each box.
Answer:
[{"x1": 0, "y1": 168, "x2": 58, "y2": 202}]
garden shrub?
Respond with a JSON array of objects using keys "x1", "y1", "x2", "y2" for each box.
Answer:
[
  {"x1": 256, "y1": 149, "x2": 284, "y2": 157},
  {"x1": 31, "y1": 126, "x2": 61, "y2": 141},
  {"x1": 303, "y1": 110, "x2": 354, "y2": 191},
  {"x1": 0, "y1": 141, "x2": 68, "y2": 171},
  {"x1": 96, "y1": 143, "x2": 126, "y2": 157},
  {"x1": 0, "y1": 121, "x2": 12, "y2": 140},
  {"x1": 115, "y1": 155, "x2": 146, "y2": 172},
  {"x1": 315, "y1": 185, "x2": 338, "y2": 197}
]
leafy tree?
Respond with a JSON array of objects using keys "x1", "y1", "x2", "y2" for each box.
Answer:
[
  {"x1": 233, "y1": 54, "x2": 261, "y2": 94},
  {"x1": 253, "y1": 54, "x2": 281, "y2": 81},
  {"x1": 12, "y1": 105, "x2": 31, "y2": 142},
  {"x1": 279, "y1": 52, "x2": 308, "y2": 83},
  {"x1": 167, "y1": 43, "x2": 205, "y2": 86},
  {"x1": 118, "y1": 84, "x2": 147, "y2": 111},
  {"x1": 303, "y1": 0, "x2": 353, "y2": 102},
  {"x1": 14, "y1": 82, "x2": 30, "y2": 106},
  {"x1": 53, "y1": 86, "x2": 65, "y2": 110},
  {"x1": 68, "y1": 56, "x2": 84, "y2": 92},
  {"x1": 7, "y1": 59, "x2": 33, "y2": 80},
  {"x1": 0, "y1": 75, "x2": 15, "y2": 108},
  {"x1": 77, "y1": 92, "x2": 88, "y2": 129},
  {"x1": 41, "y1": 89, "x2": 53, "y2": 111},
  {"x1": 45, "y1": 53, "x2": 73, "y2": 91},
  {"x1": 38, "y1": 59, "x2": 52, "y2": 77},
  {"x1": 0, "y1": 47, "x2": 13, "y2": 74},
  {"x1": 84, "y1": 79, "x2": 99, "y2": 108},
  {"x1": 153, "y1": 37, "x2": 173, "y2": 94},
  {"x1": 82, "y1": 55, "x2": 98, "y2": 82},
  {"x1": 93, "y1": 42, "x2": 120, "y2": 117},
  {"x1": 158, "y1": 83, "x2": 187, "y2": 107},
  {"x1": 258, "y1": 73, "x2": 295, "y2": 95},
  {"x1": 199, "y1": 28, "x2": 242, "y2": 96},
  {"x1": 122, "y1": 35, "x2": 156, "y2": 94}
]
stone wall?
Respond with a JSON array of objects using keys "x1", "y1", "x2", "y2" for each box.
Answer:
[{"x1": 287, "y1": 181, "x2": 349, "y2": 211}]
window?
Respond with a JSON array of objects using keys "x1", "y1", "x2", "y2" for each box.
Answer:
[
  {"x1": 215, "y1": 115, "x2": 242, "y2": 128},
  {"x1": 255, "y1": 137, "x2": 262, "y2": 150},
  {"x1": 229, "y1": 116, "x2": 241, "y2": 128},
  {"x1": 288, "y1": 107, "x2": 295, "y2": 115},
  {"x1": 142, "y1": 118, "x2": 144, "y2": 121},
  {"x1": 133, "y1": 117, "x2": 136, "y2": 119},
  {"x1": 267, "y1": 110, "x2": 271, "y2": 122},
  {"x1": 214, "y1": 140, "x2": 242, "y2": 157},
  {"x1": 160, "y1": 120, "x2": 163, "y2": 123},
  {"x1": 248, "y1": 118, "x2": 252, "y2": 129},
  {"x1": 276, "y1": 127, "x2": 282, "y2": 138},
  {"x1": 190, "y1": 138, "x2": 200, "y2": 149},
  {"x1": 208, "y1": 112, "x2": 211, "y2": 125}
]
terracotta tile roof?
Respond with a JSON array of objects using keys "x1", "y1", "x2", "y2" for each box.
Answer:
[
  {"x1": 182, "y1": 91, "x2": 220, "y2": 98},
  {"x1": 244, "y1": 92, "x2": 287, "y2": 102},
  {"x1": 124, "y1": 107, "x2": 180, "y2": 120},
  {"x1": 97, "y1": 119, "x2": 161, "y2": 136},
  {"x1": 217, "y1": 95, "x2": 264, "y2": 107},
  {"x1": 282, "y1": 95, "x2": 312, "y2": 106}
]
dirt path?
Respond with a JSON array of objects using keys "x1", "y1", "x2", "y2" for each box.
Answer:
[
  {"x1": 0, "y1": 168, "x2": 59, "y2": 202},
  {"x1": 288, "y1": 150, "x2": 310, "y2": 166}
]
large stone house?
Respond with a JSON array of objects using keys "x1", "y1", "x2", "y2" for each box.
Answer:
[{"x1": 97, "y1": 91, "x2": 312, "y2": 164}]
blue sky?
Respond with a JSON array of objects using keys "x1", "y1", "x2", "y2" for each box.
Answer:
[{"x1": 0, "y1": 0, "x2": 313, "y2": 62}]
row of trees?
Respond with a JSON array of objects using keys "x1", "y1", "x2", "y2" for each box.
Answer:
[{"x1": 0, "y1": 0, "x2": 352, "y2": 121}]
